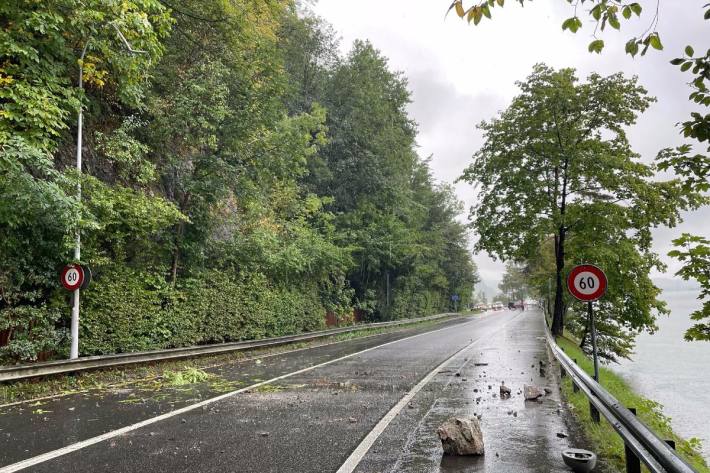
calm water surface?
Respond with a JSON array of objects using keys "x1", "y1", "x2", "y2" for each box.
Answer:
[{"x1": 613, "y1": 290, "x2": 710, "y2": 460}]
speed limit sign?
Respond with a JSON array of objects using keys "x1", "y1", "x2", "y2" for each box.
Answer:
[
  {"x1": 60, "y1": 264, "x2": 85, "y2": 291},
  {"x1": 567, "y1": 264, "x2": 607, "y2": 302}
]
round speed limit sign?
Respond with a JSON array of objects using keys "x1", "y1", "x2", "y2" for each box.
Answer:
[
  {"x1": 567, "y1": 264, "x2": 607, "y2": 302},
  {"x1": 60, "y1": 264, "x2": 85, "y2": 291}
]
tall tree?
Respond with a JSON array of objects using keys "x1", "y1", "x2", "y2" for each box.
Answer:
[
  {"x1": 498, "y1": 262, "x2": 528, "y2": 302},
  {"x1": 447, "y1": 0, "x2": 710, "y2": 340},
  {"x1": 459, "y1": 65, "x2": 701, "y2": 336}
]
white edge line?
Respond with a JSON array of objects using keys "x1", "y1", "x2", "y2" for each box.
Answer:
[
  {"x1": 0, "y1": 316, "x2": 484, "y2": 473},
  {"x1": 335, "y1": 312, "x2": 521, "y2": 473}
]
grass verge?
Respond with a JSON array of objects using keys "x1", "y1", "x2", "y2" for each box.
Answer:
[
  {"x1": 0, "y1": 312, "x2": 477, "y2": 406},
  {"x1": 556, "y1": 335, "x2": 708, "y2": 472}
]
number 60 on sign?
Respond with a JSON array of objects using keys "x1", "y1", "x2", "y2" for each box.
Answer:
[{"x1": 567, "y1": 264, "x2": 607, "y2": 302}]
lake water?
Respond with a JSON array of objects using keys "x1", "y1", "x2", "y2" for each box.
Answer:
[{"x1": 612, "y1": 289, "x2": 710, "y2": 460}]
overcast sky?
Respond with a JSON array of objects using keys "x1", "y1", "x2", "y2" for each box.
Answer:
[{"x1": 312, "y1": 0, "x2": 708, "y2": 295}]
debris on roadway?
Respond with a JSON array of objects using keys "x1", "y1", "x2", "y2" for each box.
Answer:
[{"x1": 436, "y1": 417, "x2": 485, "y2": 456}]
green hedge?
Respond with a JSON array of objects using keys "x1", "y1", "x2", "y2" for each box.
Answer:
[{"x1": 75, "y1": 267, "x2": 326, "y2": 356}]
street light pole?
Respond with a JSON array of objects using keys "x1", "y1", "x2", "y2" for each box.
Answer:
[
  {"x1": 70, "y1": 41, "x2": 90, "y2": 360},
  {"x1": 69, "y1": 26, "x2": 147, "y2": 360}
]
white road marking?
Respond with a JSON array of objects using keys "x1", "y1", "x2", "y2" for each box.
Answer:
[
  {"x1": 0, "y1": 314, "x2": 495, "y2": 473},
  {"x1": 336, "y1": 312, "x2": 521, "y2": 473}
]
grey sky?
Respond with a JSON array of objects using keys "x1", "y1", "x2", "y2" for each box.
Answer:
[{"x1": 312, "y1": 0, "x2": 709, "y2": 295}]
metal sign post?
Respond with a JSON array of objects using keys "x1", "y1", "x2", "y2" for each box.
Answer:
[
  {"x1": 567, "y1": 264, "x2": 607, "y2": 383},
  {"x1": 588, "y1": 301, "x2": 599, "y2": 381}
]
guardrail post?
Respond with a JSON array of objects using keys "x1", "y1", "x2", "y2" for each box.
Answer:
[
  {"x1": 572, "y1": 359, "x2": 579, "y2": 392},
  {"x1": 624, "y1": 407, "x2": 641, "y2": 473},
  {"x1": 589, "y1": 401, "x2": 600, "y2": 423}
]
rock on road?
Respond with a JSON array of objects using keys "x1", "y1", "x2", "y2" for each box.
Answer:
[{"x1": 1, "y1": 309, "x2": 589, "y2": 472}]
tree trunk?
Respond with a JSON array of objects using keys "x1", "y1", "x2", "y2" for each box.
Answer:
[
  {"x1": 170, "y1": 222, "x2": 184, "y2": 285},
  {"x1": 551, "y1": 226, "x2": 566, "y2": 336}
]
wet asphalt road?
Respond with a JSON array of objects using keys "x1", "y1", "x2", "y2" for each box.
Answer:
[{"x1": 1, "y1": 309, "x2": 589, "y2": 472}]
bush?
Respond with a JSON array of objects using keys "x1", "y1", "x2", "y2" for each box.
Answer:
[
  {"x1": 78, "y1": 267, "x2": 326, "y2": 356},
  {"x1": 0, "y1": 304, "x2": 66, "y2": 363},
  {"x1": 80, "y1": 268, "x2": 172, "y2": 354}
]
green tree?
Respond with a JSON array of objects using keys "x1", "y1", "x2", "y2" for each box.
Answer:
[
  {"x1": 459, "y1": 65, "x2": 701, "y2": 338},
  {"x1": 498, "y1": 262, "x2": 528, "y2": 302},
  {"x1": 278, "y1": 6, "x2": 340, "y2": 116},
  {"x1": 669, "y1": 234, "x2": 710, "y2": 341},
  {"x1": 448, "y1": 0, "x2": 710, "y2": 339}
]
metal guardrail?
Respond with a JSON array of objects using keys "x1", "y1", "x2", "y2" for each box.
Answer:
[
  {"x1": 0, "y1": 312, "x2": 460, "y2": 383},
  {"x1": 544, "y1": 322, "x2": 697, "y2": 473}
]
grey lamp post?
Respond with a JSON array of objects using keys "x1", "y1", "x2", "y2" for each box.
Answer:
[{"x1": 69, "y1": 24, "x2": 147, "y2": 359}]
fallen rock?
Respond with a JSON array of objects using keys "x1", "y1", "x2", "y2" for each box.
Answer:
[
  {"x1": 524, "y1": 384, "x2": 545, "y2": 400},
  {"x1": 348, "y1": 417, "x2": 357, "y2": 423},
  {"x1": 499, "y1": 383, "x2": 511, "y2": 398},
  {"x1": 544, "y1": 387, "x2": 553, "y2": 394},
  {"x1": 436, "y1": 417, "x2": 485, "y2": 456},
  {"x1": 556, "y1": 432, "x2": 568, "y2": 438}
]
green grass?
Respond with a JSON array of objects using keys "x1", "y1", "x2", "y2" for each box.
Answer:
[
  {"x1": 0, "y1": 313, "x2": 469, "y2": 405},
  {"x1": 556, "y1": 335, "x2": 708, "y2": 473}
]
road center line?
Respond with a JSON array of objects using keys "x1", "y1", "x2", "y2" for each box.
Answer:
[
  {"x1": 0, "y1": 313, "x2": 496, "y2": 473},
  {"x1": 336, "y1": 311, "x2": 522, "y2": 473}
]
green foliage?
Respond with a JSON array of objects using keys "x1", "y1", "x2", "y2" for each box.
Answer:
[
  {"x1": 459, "y1": 64, "x2": 700, "y2": 352},
  {"x1": 668, "y1": 234, "x2": 710, "y2": 341},
  {"x1": 448, "y1": 1, "x2": 710, "y2": 342},
  {"x1": 78, "y1": 267, "x2": 326, "y2": 356},
  {"x1": 0, "y1": 304, "x2": 66, "y2": 363},
  {"x1": 1, "y1": 3, "x2": 478, "y2": 362},
  {"x1": 0, "y1": 0, "x2": 170, "y2": 152},
  {"x1": 498, "y1": 263, "x2": 528, "y2": 302},
  {"x1": 162, "y1": 367, "x2": 211, "y2": 386}
]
